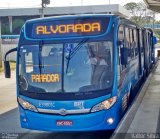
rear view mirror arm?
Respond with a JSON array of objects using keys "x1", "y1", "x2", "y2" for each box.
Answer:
[
  {"x1": 4, "y1": 47, "x2": 17, "y2": 62},
  {"x1": 3, "y1": 47, "x2": 17, "y2": 78}
]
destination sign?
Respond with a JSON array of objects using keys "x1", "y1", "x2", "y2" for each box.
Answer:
[
  {"x1": 25, "y1": 17, "x2": 110, "y2": 39},
  {"x1": 31, "y1": 74, "x2": 60, "y2": 83},
  {"x1": 36, "y1": 22, "x2": 101, "y2": 35}
]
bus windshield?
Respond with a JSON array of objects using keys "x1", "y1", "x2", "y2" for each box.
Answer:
[{"x1": 19, "y1": 40, "x2": 113, "y2": 93}]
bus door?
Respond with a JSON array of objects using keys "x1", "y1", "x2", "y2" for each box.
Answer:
[{"x1": 142, "y1": 29, "x2": 149, "y2": 75}]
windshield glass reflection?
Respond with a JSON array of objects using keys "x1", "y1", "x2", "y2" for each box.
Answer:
[{"x1": 19, "y1": 41, "x2": 113, "y2": 93}]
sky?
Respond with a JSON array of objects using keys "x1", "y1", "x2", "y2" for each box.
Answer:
[{"x1": 0, "y1": 0, "x2": 160, "y2": 20}]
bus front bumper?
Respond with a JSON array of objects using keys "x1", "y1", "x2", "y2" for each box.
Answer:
[{"x1": 19, "y1": 106, "x2": 119, "y2": 131}]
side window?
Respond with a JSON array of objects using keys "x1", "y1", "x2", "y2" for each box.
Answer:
[
  {"x1": 19, "y1": 56, "x2": 22, "y2": 75},
  {"x1": 25, "y1": 52, "x2": 33, "y2": 73},
  {"x1": 148, "y1": 33, "x2": 152, "y2": 62},
  {"x1": 133, "y1": 29, "x2": 138, "y2": 56},
  {"x1": 129, "y1": 29, "x2": 134, "y2": 58},
  {"x1": 118, "y1": 25, "x2": 124, "y2": 41},
  {"x1": 125, "y1": 27, "x2": 131, "y2": 61},
  {"x1": 117, "y1": 25, "x2": 125, "y2": 86},
  {"x1": 139, "y1": 29, "x2": 144, "y2": 54}
]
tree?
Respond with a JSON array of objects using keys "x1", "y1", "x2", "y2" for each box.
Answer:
[
  {"x1": 124, "y1": 2, "x2": 146, "y2": 16},
  {"x1": 124, "y1": 2, "x2": 155, "y2": 26},
  {"x1": 124, "y1": 2, "x2": 160, "y2": 40},
  {"x1": 124, "y1": 2, "x2": 139, "y2": 16}
]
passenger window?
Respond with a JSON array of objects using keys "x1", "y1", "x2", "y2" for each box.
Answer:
[
  {"x1": 125, "y1": 27, "x2": 131, "y2": 61},
  {"x1": 118, "y1": 25, "x2": 124, "y2": 41},
  {"x1": 133, "y1": 29, "x2": 138, "y2": 56},
  {"x1": 148, "y1": 33, "x2": 152, "y2": 62},
  {"x1": 19, "y1": 57, "x2": 22, "y2": 75},
  {"x1": 117, "y1": 25, "x2": 126, "y2": 86},
  {"x1": 139, "y1": 30, "x2": 144, "y2": 54},
  {"x1": 25, "y1": 52, "x2": 33, "y2": 73},
  {"x1": 118, "y1": 25, "x2": 128, "y2": 69},
  {"x1": 129, "y1": 29, "x2": 134, "y2": 58}
]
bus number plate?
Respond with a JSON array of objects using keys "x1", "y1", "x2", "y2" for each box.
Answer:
[{"x1": 56, "y1": 120, "x2": 73, "y2": 126}]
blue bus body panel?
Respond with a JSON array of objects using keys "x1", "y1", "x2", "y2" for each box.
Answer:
[
  {"x1": 19, "y1": 94, "x2": 112, "y2": 111},
  {"x1": 19, "y1": 99, "x2": 120, "y2": 131},
  {"x1": 19, "y1": 107, "x2": 119, "y2": 131}
]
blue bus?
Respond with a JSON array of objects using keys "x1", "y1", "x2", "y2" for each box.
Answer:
[{"x1": 4, "y1": 14, "x2": 157, "y2": 131}]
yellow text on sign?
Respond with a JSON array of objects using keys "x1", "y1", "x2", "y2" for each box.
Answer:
[
  {"x1": 36, "y1": 22, "x2": 101, "y2": 35},
  {"x1": 31, "y1": 74, "x2": 60, "y2": 83}
]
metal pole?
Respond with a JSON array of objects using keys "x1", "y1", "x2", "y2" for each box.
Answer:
[
  {"x1": 0, "y1": 18, "x2": 2, "y2": 68},
  {"x1": 8, "y1": 16, "x2": 13, "y2": 33},
  {"x1": 152, "y1": 12, "x2": 155, "y2": 30},
  {"x1": 41, "y1": 1, "x2": 44, "y2": 18},
  {"x1": 41, "y1": 0, "x2": 50, "y2": 17}
]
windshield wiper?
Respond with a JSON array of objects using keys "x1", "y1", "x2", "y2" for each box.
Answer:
[{"x1": 65, "y1": 38, "x2": 89, "y2": 74}]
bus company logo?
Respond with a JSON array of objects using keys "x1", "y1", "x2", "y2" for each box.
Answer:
[
  {"x1": 35, "y1": 22, "x2": 101, "y2": 35},
  {"x1": 74, "y1": 101, "x2": 84, "y2": 109},
  {"x1": 59, "y1": 109, "x2": 67, "y2": 116}
]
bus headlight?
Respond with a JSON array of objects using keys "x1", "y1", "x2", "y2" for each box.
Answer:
[
  {"x1": 18, "y1": 97, "x2": 38, "y2": 112},
  {"x1": 91, "y1": 97, "x2": 117, "y2": 113}
]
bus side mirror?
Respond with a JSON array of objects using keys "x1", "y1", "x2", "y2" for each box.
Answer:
[
  {"x1": 4, "y1": 61, "x2": 11, "y2": 78},
  {"x1": 3, "y1": 47, "x2": 17, "y2": 78},
  {"x1": 121, "y1": 47, "x2": 128, "y2": 65},
  {"x1": 153, "y1": 36, "x2": 157, "y2": 45}
]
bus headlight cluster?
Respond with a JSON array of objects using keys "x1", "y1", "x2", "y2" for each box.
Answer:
[
  {"x1": 91, "y1": 97, "x2": 117, "y2": 113},
  {"x1": 18, "y1": 97, "x2": 38, "y2": 112}
]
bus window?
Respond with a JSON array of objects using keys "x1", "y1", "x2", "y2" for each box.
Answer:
[
  {"x1": 129, "y1": 29, "x2": 134, "y2": 58},
  {"x1": 25, "y1": 52, "x2": 33, "y2": 73},
  {"x1": 117, "y1": 25, "x2": 125, "y2": 86},
  {"x1": 19, "y1": 45, "x2": 63, "y2": 92},
  {"x1": 19, "y1": 41, "x2": 113, "y2": 93},
  {"x1": 139, "y1": 29, "x2": 144, "y2": 54},
  {"x1": 133, "y1": 29, "x2": 138, "y2": 56},
  {"x1": 64, "y1": 41, "x2": 113, "y2": 92},
  {"x1": 118, "y1": 25, "x2": 124, "y2": 41},
  {"x1": 125, "y1": 27, "x2": 131, "y2": 61},
  {"x1": 148, "y1": 33, "x2": 152, "y2": 63}
]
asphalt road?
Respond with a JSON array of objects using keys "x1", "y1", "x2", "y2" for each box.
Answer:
[
  {"x1": 0, "y1": 72, "x2": 113, "y2": 139},
  {"x1": 0, "y1": 72, "x2": 17, "y2": 114}
]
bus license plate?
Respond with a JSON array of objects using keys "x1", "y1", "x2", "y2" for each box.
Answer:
[{"x1": 56, "y1": 120, "x2": 73, "y2": 126}]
